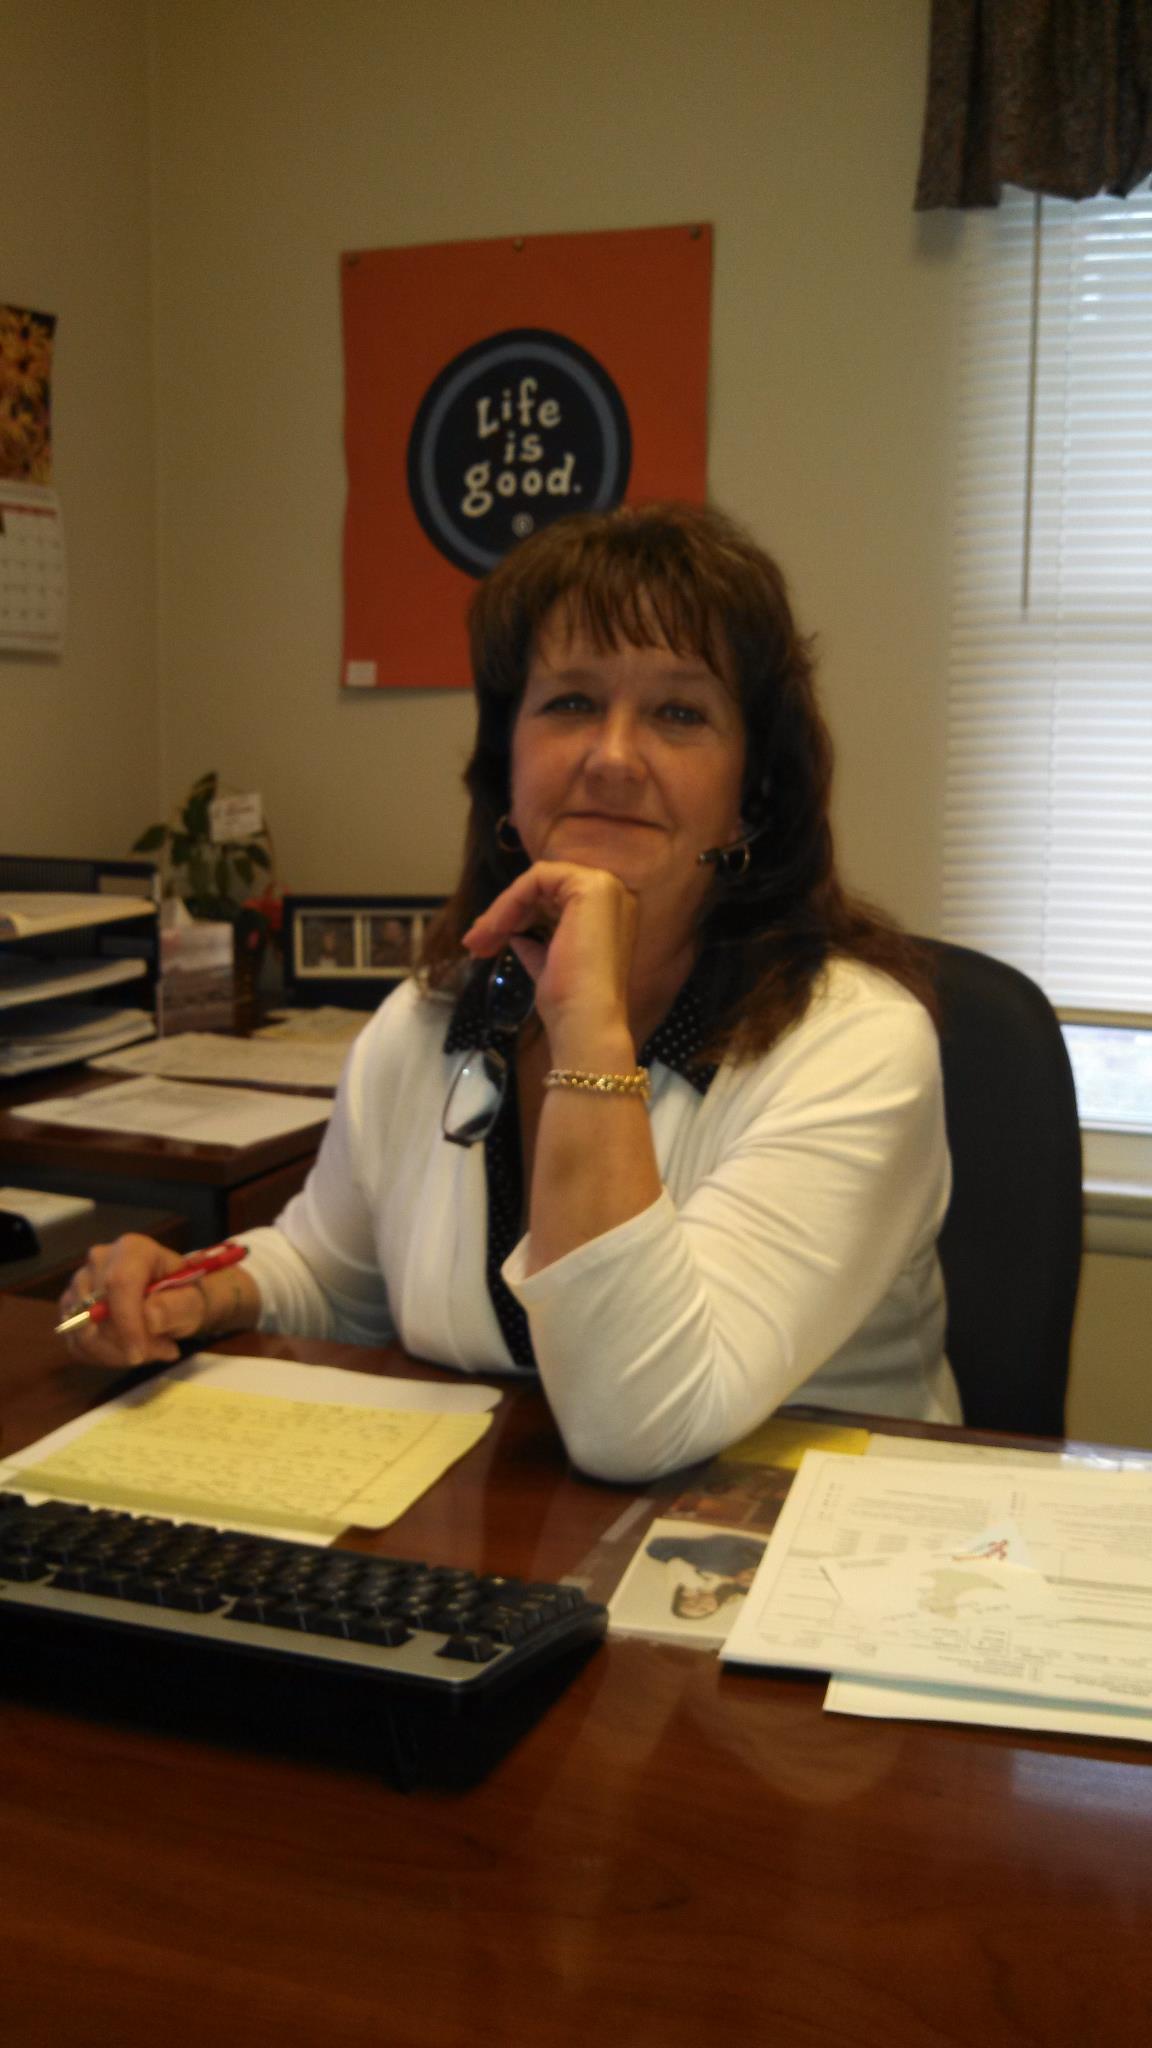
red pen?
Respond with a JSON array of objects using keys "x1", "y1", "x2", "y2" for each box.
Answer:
[{"x1": 55, "y1": 1242, "x2": 249, "y2": 1336}]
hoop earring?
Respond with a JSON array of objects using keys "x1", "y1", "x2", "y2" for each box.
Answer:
[
  {"x1": 697, "y1": 825, "x2": 764, "y2": 881},
  {"x1": 495, "y1": 814, "x2": 524, "y2": 855},
  {"x1": 714, "y1": 840, "x2": 753, "y2": 881}
]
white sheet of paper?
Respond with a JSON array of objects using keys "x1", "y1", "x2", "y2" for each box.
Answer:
[
  {"x1": 0, "y1": 892, "x2": 153, "y2": 938},
  {"x1": 254, "y1": 1006, "x2": 367, "y2": 1044},
  {"x1": 824, "y1": 1671, "x2": 1152, "y2": 1743},
  {"x1": 92, "y1": 1031, "x2": 348, "y2": 1092},
  {"x1": 865, "y1": 1432, "x2": 1060, "y2": 1467},
  {"x1": 0, "y1": 1185, "x2": 94, "y2": 1228},
  {"x1": 8, "y1": 1074, "x2": 330, "y2": 1148},
  {"x1": 0, "y1": 955, "x2": 147, "y2": 1010},
  {"x1": 723, "y1": 1450, "x2": 1152, "y2": 1714},
  {"x1": 209, "y1": 791, "x2": 263, "y2": 842},
  {"x1": 867, "y1": 1431, "x2": 1152, "y2": 1474}
]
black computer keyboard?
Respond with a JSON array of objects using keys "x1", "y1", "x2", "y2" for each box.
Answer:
[{"x1": 0, "y1": 1492, "x2": 607, "y2": 1781}]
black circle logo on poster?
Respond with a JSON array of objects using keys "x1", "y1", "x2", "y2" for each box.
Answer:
[{"x1": 406, "y1": 328, "x2": 632, "y2": 577}]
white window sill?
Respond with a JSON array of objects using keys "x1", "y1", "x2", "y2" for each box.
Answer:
[{"x1": 1083, "y1": 1130, "x2": 1152, "y2": 1257}]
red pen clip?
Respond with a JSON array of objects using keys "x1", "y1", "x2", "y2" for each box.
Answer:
[{"x1": 55, "y1": 1242, "x2": 249, "y2": 1336}]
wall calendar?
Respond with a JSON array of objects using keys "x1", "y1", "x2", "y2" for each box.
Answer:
[{"x1": 0, "y1": 482, "x2": 67, "y2": 655}]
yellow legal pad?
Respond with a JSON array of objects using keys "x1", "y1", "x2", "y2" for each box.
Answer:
[
  {"x1": 718, "y1": 1416, "x2": 870, "y2": 1470},
  {"x1": 13, "y1": 1383, "x2": 492, "y2": 1536}
]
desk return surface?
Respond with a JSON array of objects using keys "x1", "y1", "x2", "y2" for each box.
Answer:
[
  {"x1": 1, "y1": 1295, "x2": 1150, "y2": 2048},
  {"x1": 0, "y1": 1069, "x2": 326, "y2": 1235}
]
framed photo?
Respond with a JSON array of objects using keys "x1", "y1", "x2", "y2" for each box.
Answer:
[
  {"x1": 282, "y1": 894, "x2": 443, "y2": 1009},
  {"x1": 298, "y1": 912, "x2": 358, "y2": 974}
]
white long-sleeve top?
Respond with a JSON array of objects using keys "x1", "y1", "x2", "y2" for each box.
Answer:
[{"x1": 238, "y1": 960, "x2": 960, "y2": 1481}]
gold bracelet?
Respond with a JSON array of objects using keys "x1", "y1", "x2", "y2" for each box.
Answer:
[{"x1": 543, "y1": 1067, "x2": 651, "y2": 1099}]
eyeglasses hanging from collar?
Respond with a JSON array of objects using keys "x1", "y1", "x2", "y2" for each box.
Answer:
[{"x1": 442, "y1": 948, "x2": 536, "y2": 1148}]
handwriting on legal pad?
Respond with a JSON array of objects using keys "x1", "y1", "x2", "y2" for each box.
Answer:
[{"x1": 13, "y1": 1384, "x2": 492, "y2": 1535}]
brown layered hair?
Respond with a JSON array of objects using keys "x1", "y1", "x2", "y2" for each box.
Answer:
[{"x1": 422, "y1": 502, "x2": 933, "y2": 1057}]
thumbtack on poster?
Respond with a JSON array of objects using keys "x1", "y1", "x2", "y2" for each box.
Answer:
[
  {"x1": 209, "y1": 792, "x2": 264, "y2": 843},
  {"x1": 344, "y1": 660, "x2": 378, "y2": 688}
]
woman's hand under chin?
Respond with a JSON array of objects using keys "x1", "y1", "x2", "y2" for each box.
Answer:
[{"x1": 462, "y1": 860, "x2": 639, "y2": 1067}]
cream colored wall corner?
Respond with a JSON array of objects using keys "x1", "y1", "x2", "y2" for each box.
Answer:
[
  {"x1": 1068, "y1": 1254, "x2": 1152, "y2": 1451},
  {"x1": 0, "y1": 0, "x2": 159, "y2": 855},
  {"x1": 146, "y1": 0, "x2": 958, "y2": 926}
]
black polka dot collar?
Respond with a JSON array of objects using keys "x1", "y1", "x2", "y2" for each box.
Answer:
[{"x1": 443, "y1": 954, "x2": 720, "y2": 1095}]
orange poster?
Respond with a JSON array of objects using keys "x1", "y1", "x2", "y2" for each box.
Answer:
[{"x1": 340, "y1": 224, "x2": 712, "y2": 690}]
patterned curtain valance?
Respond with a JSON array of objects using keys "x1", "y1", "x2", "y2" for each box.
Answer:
[{"x1": 916, "y1": 0, "x2": 1152, "y2": 208}]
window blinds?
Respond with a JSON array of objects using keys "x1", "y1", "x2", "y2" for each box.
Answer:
[{"x1": 942, "y1": 185, "x2": 1152, "y2": 1019}]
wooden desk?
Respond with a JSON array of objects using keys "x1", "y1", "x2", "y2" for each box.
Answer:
[
  {"x1": 0, "y1": 1070, "x2": 326, "y2": 1237},
  {"x1": 2, "y1": 1295, "x2": 1150, "y2": 2048}
]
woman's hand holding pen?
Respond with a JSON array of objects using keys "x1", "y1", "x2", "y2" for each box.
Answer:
[{"x1": 57, "y1": 1234, "x2": 261, "y2": 1368}]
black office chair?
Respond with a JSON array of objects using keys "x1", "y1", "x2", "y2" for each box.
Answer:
[{"x1": 916, "y1": 937, "x2": 1083, "y2": 1437}]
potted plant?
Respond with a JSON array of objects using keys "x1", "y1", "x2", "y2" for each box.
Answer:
[
  {"x1": 133, "y1": 770, "x2": 274, "y2": 921},
  {"x1": 133, "y1": 772, "x2": 280, "y2": 1020}
]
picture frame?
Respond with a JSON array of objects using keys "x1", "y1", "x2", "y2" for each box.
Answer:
[{"x1": 281, "y1": 894, "x2": 443, "y2": 1009}]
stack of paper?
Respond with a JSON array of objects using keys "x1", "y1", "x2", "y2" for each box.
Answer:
[
  {"x1": 93, "y1": 1030, "x2": 348, "y2": 1092},
  {"x1": 254, "y1": 1006, "x2": 367, "y2": 1044},
  {"x1": 0, "y1": 1004, "x2": 154, "y2": 1076},
  {"x1": 722, "y1": 1449, "x2": 1152, "y2": 1742},
  {"x1": 0, "y1": 955, "x2": 147, "y2": 1011},
  {"x1": 9, "y1": 1074, "x2": 331, "y2": 1147},
  {"x1": 0, "y1": 893, "x2": 155, "y2": 940}
]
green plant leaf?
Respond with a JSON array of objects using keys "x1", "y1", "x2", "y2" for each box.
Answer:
[
  {"x1": 183, "y1": 793, "x2": 211, "y2": 838},
  {"x1": 235, "y1": 855, "x2": 254, "y2": 886},
  {"x1": 132, "y1": 824, "x2": 168, "y2": 852},
  {"x1": 246, "y1": 843, "x2": 272, "y2": 870}
]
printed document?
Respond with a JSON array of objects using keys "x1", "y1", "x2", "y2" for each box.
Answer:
[
  {"x1": 722, "y1": 1450, "x2": 1152, "y2": 1713},
  {"x1": 8, "y1": 1074, "x2": 331, "y2": 1148},
  {"x1": 93, "y1": 1030, "x2": 349, "y2": 1092}
]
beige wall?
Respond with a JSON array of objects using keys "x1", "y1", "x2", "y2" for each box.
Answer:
[
  {"x1": 146, "y1": 0, "x2": 958, "y2": 924},
  {"x1": 1068, "y1": 1254, "x2": 1152, "y2": 1451},
  {"x1": 0, "y1": 0, "x2": 158, "y2": 856},
  {"x1": 1, "y1": 0, "x2": 1146, "y2": 1444}
]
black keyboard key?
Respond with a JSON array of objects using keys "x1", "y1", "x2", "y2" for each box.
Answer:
[
  {"x1": 263, "y1": 1603, "x2": 313, "y2": 1631},
  {"x1": 485, "y1": 1608, "x2": 530, "y2": 1645},
  {"x1": 227, "y1": 1596, "x2": 277, "y2": 1624},
  {"x1": 428, "y1": 1598, "x2": 481, "y2": 1629},
  {"x1": 0, "y1": 1555, "x2": 48, "y2": 1585},
  {"x1": 438, "y1": 1632, "x2": 499, "y2": 1663},
  {"x1": 130, "y1": 1576, "x2": 178, "y2": 1607},
  {"x1": 158, "y1": 1582, "x2": 221, "y2": 1615},
  {"x1": 48, "y1": 1566, "x2": 95, "y2": 1593},
  {"x1": 307, "y1": 1607, "x2": 357, "y2": 1639},
  {"x1": 514, "y1": 1596, "x2": 565, "y2": 1632},
  {"x1": 343, "y1": 1614, "x2": 412, "y2": 1649},
  {"x1": 87, "y1": 1568, "x2": 137, "y2": 1599}
]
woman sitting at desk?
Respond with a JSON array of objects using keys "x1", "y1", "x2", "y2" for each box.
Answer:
[{"x1": 59, "y1": 503, "x2": 960, "y2": 1479}]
